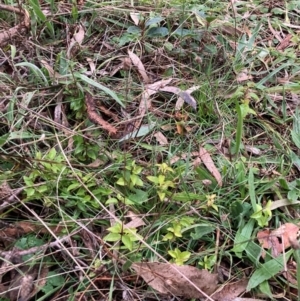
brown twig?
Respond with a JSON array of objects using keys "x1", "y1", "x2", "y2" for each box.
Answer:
[
  {"x1": 0, "y1": 4, "x2": 30, "y2": 47},
  {"x1": 85, "y1": 92, "x2": 118, "y2": 135}
]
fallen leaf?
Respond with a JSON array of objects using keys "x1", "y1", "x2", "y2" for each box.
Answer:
[
  {"x1": 124, "y1": 211, "x2": 146, "y2": 228},
  {"x1": 199, "y1": 147, "x2": 222, "y2": 187},
  {"x1": 131, "y1": 262, "x2": 218, "y2": 298},
  {"x1": 134, "y1": 79, "x2": 172, "y2": 130},
  {"x1": 73, "y1": 24, "x2": 85, "y2": 45},
  {"x1": 236, "y1": 69, "x2": 253, "y2": 83},
  {"x1": 119, "y1": 123, "x2": 156, "y2": 142},
  {"x1": 212, "y1": 279, "x2": 248, "y2": 301},
  {"x1": 257, "y1": 229, "x2": 281, "y2": 257},
  {"x1": 257, "y1": 223, "x2": 300, "y2": 257},
  {"x1": 130, "y1": 12, "x2": 140, "y2": 26},
  {"x1": 128, "y1": 50, "x2": 150, "y2": 83},
  {"x1": 154, "y1": 131, "x2": 168, "y2": 145},
  {"x1": 276, "y1": 34, "x2": 292, "y2": 51},
  {"x1": 160, "y1": 86, "x2": 197, "y2": 110}
]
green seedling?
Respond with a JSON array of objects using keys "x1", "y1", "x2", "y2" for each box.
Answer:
[
  {"x1": 198, "y1": 255, "x2": 216, "y2": 271},
  {"x1": 116, "y1": 160, "x2": 144, "y2": 190},
  {"x1": 250, "y1": 200, "x2": 272, "y2": 227},
  {"x1": 147, "y1": 163, "x2": 175, "y2": 201},
  {"x1": 104, "y1": 222, "x2": 142, "y2": 251},
  {"x1": 168, "y1": 248, "x2": 191, "y2": 266},
  {"x1": 163, "y1": 217, "x2": 195, "y2": 241}
]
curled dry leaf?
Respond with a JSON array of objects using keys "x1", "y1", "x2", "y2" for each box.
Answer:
[
  {"x1": 134, "y1": 79, "x2": 172, "y2": 130},
  {"x1": 124, "y1": 211, "x2": 146, "y2": 228},
  {"x1": 199, "y1": 147, "x2": 222, "y2": 187},
  {"x1": 131, "y1": 262, "x2": 219, "y2": 298},
  {"x1": 154, "y1": 131, "x2": 168, "y2": 145},
  {"x1": 212, "y1": 279, "x2": 248, "y2": 301},
  {"x1": 128, "y1": 50, "x2": 150, "y2": 84},
  {"x1": 257, "y1": 223, "x2": 300, "y2": 257},
  {"x1": 160, "y1": 86, "x2": 197, "y2": 110}
]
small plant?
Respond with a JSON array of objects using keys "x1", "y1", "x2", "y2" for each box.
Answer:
[
  {"x1": 168, "y1": 248, "x2": 191, "y2": 265},
  {"x1": 250, "y1": 200, "x2": 272, "y2": 227},
  {"x1": 147, "y1": 163, "x2": 176, "y2": 201},
  {"x1": 116, "y1": 160, "x2": 144, "y2": 190},
  {"x1": 198, "y1": 255, "x2": 216, "y2": 270},
  {"x1": 199, "y1": 194, "x2": 219, "y2": 212},
  {"x1": 103, "y1": 222, "x2": 142, "y2": 251},
  {"x1": 163, "y1": 217, "x2": 195, "y2": 241}
]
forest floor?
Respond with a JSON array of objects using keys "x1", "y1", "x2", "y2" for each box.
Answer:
[{"x1": 0, "y1": 0, "x2": 300, "y2": 300}]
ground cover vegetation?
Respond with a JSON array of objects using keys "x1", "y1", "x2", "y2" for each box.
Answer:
[{"x1": 0, "y1": 0, "x2": 300, "y2": 300}]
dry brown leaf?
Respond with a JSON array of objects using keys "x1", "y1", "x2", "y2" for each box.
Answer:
[
  {"x1": 257, "y1": 223, "x2": 300, "y2": 257},
  {"x1": 134, "y1": 79, "x2": 172, "y2": 130},
  {"x1": 212, "y1": 279, "x2": 248, "y2": 301},
  {"x1": 128, "y1": 50, "x2": 150, "y2": 83},
  {"x1": 276, "y1": 34, "x2": 293, "y2": 51},
  {"x1": 257, "y1": 229, "x2": 281, "y2": 258},
  {"x1": 236, "y1": 69, "x2": 253, "y2": 83},
  {"x1": 124, "y1": 211, "x2": 146, "y2": 228},
  {"x1": 199, "y1": 147, "x2": 222, "y2": 187},
  {"x1": 132, "y1": 262, "x2": 218, "y2": 298},
  {"x1": 170, "y1": 151, "x2": 199, "y2": 164},
  {"x1": 154, "y1": 131, "x2": 168, "y2": 145}
]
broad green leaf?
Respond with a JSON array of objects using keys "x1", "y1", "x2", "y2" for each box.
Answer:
[
  {"x1": 48, "y1": 148, "x2": 57, "y2": 160},
  {"x1": 0, "y1": 134, "x2": 9, "y2": 147},
  {"x1": 127, "y1": 26, "x2": 141, "y2": 34},
  {"x1": 122, "y1": 235, "x2": 133, "y2": 251},
  {"x1": 116, "y1": 177, "x2": 125, "y2": 186},
  {"x1": 291, "y1": 130, "x2": 300, "y2": 148},
  {"x1": 247, "y1": 250, "x2": 292, "y2": 290},
  {"x1": 232, "y1": 219, "x2": 255, "y2": 257},
  {"x1": 103, "y1": 233, "x2": 121, "y2": 242},
  {"x1": 147, "y1": 27, "x2": 169, "y2": 37},
  {"x1": 145, "y1": 17, "x2": 164, "y2": 27}
]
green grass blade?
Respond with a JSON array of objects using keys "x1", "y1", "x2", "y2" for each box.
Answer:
[
  {"x1": 235, "y1": 102, "x2": 243, "y2": 155},
  {"x1": 74, "y1": 73, "x2": 125, "y2": 108},
  {"x1": 15, "y1": 62, "x2": 48, "y2": 85},
  {"x1": 247, "y1": 250, "x2": 293, "y2": 290}
]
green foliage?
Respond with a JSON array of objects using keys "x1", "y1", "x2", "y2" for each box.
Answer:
[
  {"x1": 147, "y1": 163, "x2": 176, "y2": 201},
  {"x1": 250, "y1": 200, "x2": 272, "y2": 227},
  {"x1": 198, "y1": 255, "x2": 216, "y2": 270},
  {"x1": 103, "y1": 222, "x2": 142, "y2": 251},
  {"x1": 116, "y1": 160, "x2": 144, "y2": 190},
  {"x1": 168, "y1": 248, "x2": 191, "y2": 265},
  {"x1": 163, "y1": 217, "x2": 195, "y2": 241}
]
